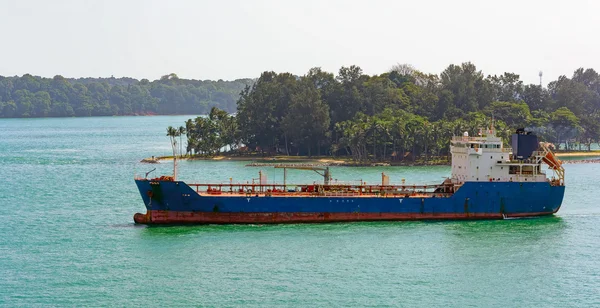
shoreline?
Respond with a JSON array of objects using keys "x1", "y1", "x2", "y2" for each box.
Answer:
[
  {"x1": 141, "y1": 155, "x2": 450, "y2": 166},
  {"x1": 142, "y1": 151, "x2": 600, "y2": 166},
  {"x1": 555, "y1": 151, "x2": 600, "y2": 157}
]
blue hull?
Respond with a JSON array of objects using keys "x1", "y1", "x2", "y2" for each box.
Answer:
[{"x1": 133, "y1": 180, "x2": 565, "y2": 224}]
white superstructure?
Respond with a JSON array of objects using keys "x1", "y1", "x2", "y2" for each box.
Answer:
[{"x1": 450, "y1": 127, "x2": 564, "y2": 185}]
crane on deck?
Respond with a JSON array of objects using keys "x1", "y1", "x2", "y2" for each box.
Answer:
[
  {"x1": 271, "y1": 164, "x2": 331, "y2": 186},
  {"x1": 243, "y1": 163, "x2": 333, "y2": 186}
]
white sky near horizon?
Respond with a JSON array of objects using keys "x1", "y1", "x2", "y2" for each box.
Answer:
[{"x1": 0, "y1": 0, "x2": 598, "y2": 86}]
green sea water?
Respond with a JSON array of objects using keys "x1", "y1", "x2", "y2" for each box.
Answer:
[{"x1": 1, "y1": 116, "x2": 599, "y2": 307}]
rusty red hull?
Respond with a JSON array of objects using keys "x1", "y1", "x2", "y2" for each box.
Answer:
[{"x1": 133, "y1": 210, "x2": 556, "y2": 224}]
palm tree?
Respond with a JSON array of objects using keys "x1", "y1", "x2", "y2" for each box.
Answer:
[
  {"x1": 166, "y1": 126, "x2": 178, "y2": 157},
  {"x1": 392, "y1": 121, "x2": 406, "y2": 162},
  {"x1": 405, "y1": 120, "x2": 420, "y2": 162},
  {"x1": 177, "y1": 126, "x2": 186, "y2": 158},
  {"x1": 185, "y1": 119, "x2": 194, "y2": 156},
  {"x1": 422, "y1": 121, "x2": 431, "y2": 162},
  {"x1": 166, "y1": 126, "x2": 179, "y2": 180}
]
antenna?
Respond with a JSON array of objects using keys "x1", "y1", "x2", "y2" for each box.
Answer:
[{"x1": 539, "y1": 71, "x2": 543, "y2": 87}]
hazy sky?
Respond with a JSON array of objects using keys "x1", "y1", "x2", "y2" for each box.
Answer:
[{"x1": 0, "y1": 0, "x2": 598, "y2": 85}]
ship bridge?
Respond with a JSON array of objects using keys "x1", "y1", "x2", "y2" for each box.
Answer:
[{"x1": 450, "y1": 129, "x2": 564, "y2": 186}]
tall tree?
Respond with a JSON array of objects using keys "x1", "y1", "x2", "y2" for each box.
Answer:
[
  {"x1": 177, "y1": 126, "x2": 186, "y2": 157},
  {"x1": 236, "y1": 71, "x2": 297, "y2": 153},
  {"x1": 281, "y1": 78, "x2": 330, "y2": 156},
  {"x1": 440, "y1": 62, "x2": 493, "y2": 113},
  {"x1": 166, "y1": 126, "x2": 178, "y2": 156},
  {"x1": 549, "y1": 107, "x2": 581, "y2": 147}
]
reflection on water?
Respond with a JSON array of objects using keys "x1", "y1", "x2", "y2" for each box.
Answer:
[
  {"x1": 444, "y1": 215, "x2": 566, "y2": 233},
  {"x1": 137, "y1": 216, "x2": 568, "y2": 241}
]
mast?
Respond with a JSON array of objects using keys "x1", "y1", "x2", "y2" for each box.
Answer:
[
  {"x1": 172, "y1": 138, "x2": 178, "y2": 180},
  {"x1": 173, "y1": 156, "x2": 177, "y2": 181}
]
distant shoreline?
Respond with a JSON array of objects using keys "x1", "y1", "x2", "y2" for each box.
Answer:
[{"x1": 0, "y1": 113, "x2": 203, "y2": 120}]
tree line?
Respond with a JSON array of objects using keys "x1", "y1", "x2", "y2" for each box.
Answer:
[
  {"x1": 0, "y1": 73, "x2": 252, "y2": 117},
  {"x1": 181, "y1": 63, "x2": 600, "y2": 162}
]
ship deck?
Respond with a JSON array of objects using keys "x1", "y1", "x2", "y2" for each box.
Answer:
[{"x1": 186, "y1": 182, "x2": 455, "y2": 198}]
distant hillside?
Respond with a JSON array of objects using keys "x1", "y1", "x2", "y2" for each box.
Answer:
[{"x1": 0, "y1": 73, "x2": 253, "y2": 117}]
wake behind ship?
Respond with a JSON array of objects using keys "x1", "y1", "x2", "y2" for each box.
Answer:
[{"x1": 133, "y1": 127, "x2": 565, "y2": 224}]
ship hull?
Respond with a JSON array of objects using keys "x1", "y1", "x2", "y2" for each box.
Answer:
[
  {"x1": 133, "y1": 180, "x2": 565, "y2": 224},
  {"x1": 133, "y1": 210, "x2": 556, "y2": 224}
]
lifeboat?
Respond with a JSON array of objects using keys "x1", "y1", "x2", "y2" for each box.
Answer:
[{"x1": 542, "y1": 152, "x2": 562, "y2": 170}]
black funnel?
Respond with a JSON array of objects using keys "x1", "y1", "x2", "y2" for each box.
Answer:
[{"x1": 511, "y1": 128, "x2": 538, "y2": 159}]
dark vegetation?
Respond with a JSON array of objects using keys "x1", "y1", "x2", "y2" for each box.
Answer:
[
  {"x1": 181, "y1": 63, "x2": 600, "y2": 162},
  {"x1": 2, "y1": 63, "x2": 598, "y2": 163},
  {"x1": 0, "y1": 73, "x2": 251, "y2": 117}
]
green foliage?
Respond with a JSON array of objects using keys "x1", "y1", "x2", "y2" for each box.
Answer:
[
  {"x1": 546, "y1": 107, "x2": 582, "y2": 146},
  {"x1": 9, "y1": 63, "x2": 598, "y2": 159},
  {"x1": 550, "y1": 107, "x2": 580, "y2": 127},
  {"x1": 180, "y1": 64, "x2": 600, "y2": 159},
  {"x1": 166, "y1": 126, "x2": 179, "y2": 157},
  {"x1": 185, "y1": 107, "x2": 239, "y2": 155},
  {"x1": 236, "y1": 72, "x2": 297, "y2": 152},
  {"x1": 580, "y1": 114, "x2": 600, "y2": 150},
  {"x1": 488, "y1": 73, "x2": 524, "y2": 103},
  {"x1": 282, "y1": 78, "x2": 330, "y2": 156},
  {"x1": 0, "y1": 74, "x2": 252, "y2": 118},
  {"x1": 522, "y1": 85, "x2": 553, "y2": 111},
  {"x1": 484, "y1": 101, "x2": 531, "y2": 128},
  {"x1": 439, "y1": 62, "x2": 490, "y2": 113}
]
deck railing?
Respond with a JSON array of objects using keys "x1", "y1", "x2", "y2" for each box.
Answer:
[{"x1": 181, "y1": 182, "x2": 455, "y2": 198}]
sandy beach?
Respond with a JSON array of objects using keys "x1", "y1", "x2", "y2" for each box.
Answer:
[{"x1": 555, "y1": 151, "x2": 600, "y2": 157}]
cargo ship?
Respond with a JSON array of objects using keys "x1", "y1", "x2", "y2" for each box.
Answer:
[{"x1": 133, "y1": 127, "x2": 565, "y2": 224}]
